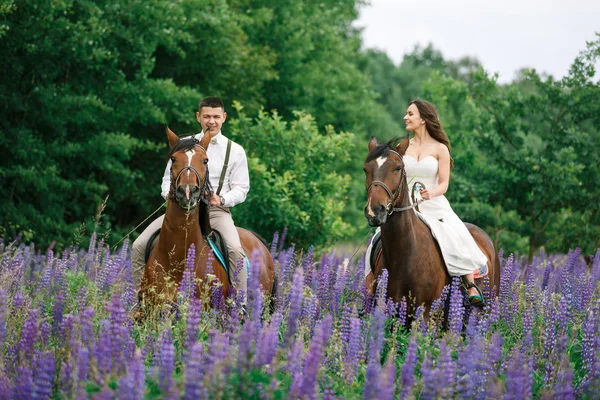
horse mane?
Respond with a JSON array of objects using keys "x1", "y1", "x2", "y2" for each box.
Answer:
[{"x1": 365, "y1": 137, "x2": 404, "y2": 162}]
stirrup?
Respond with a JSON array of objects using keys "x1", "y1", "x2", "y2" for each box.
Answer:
[{"x1": 460, "y1": 277, "x2": 486, "y2": 308}]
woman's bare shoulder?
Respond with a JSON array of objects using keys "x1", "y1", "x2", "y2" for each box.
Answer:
[{"x1": 436, "y1": 142, "x2": 450, "y2": 157}]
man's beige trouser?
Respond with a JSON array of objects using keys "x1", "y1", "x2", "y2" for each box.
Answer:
[{"x1": 131, "y1": 206, "x2": 247, "y2": 296}]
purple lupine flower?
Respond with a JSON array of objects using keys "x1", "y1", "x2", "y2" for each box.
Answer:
[
  {"x1": 345, "y1": 316, "x2": 362, "y2": 383},
  {"x1": 95, "y1": 320, "x2": 113, "y2": 375},
  {"x1": 13, "y1": 289, "x2": 25, "y2": 309},
  {"x1": 541, "y1": 260, "x2": 553, "y2": 291},
  {"x1": 186, "y1": 298, "x2": 202, "y2": 350},
  {"x1": 504, "y1": 350, "x2": 532, "y2": 399},
  {"x1": 39, "y1": 256, "x2": 53, "y2": 293},
  {"x1": 399, "y1": 335, "x2": 418, "y2": 398},
  {"x1": 317, "y1": 257, "x2": 332, "y2": 314},
  {"x1": 52, "y1": 292, "x2": 64, "y2": 336},
  {"x1": 456, "y1": 339, "x2": 485, "y2": 398},
  {"x1": 301, "y1": 294, "x2": 318, "y2": 336},
  {"x1": 448, "y1": 277, "x2": 465, "y2": 334},
  {"x1": 375, "y1": 269, "x2": 388, "y2": 312},
  {"x1": 185, "y1": 342, "x2": 208, "y2": 400},
  {"x1": 77, "y1": 346, "x2": 90, "y2": 388},
  {"x1": 119, "y1": 349, "x2": 145, "y2": 400},
  {"x1": 378, "y1": 355, "x2": 397, "y2": 400},
  {"x1": 13, "y1": 366, "x2": 34, "y2": 399},
  {"x1": 419, "y1": 356, "x2": 437, "y2": 399},
  {"x1": 285, "y1": 267, "x2": 304, "y2": 346},
  {"x1": 33, "y1": 351, "x2": 55, "y2": 399},
  {"x1": 499, "y1": 254, "x2": 514, "y2": 319},
  {"x1": 255, "y1": 312, "x2": 282, "y2": 368},
  {"x1": 556, "y1": 295, "x2": 569, "y2": 334},
  {"x1": 285, "y1": 336, "x2": 305, "y2": 375},
  {"x1": 278, "y1": 227, "x2": 288, "y2": 254},
  {"x1": 180, "y1": 244, "x2": 197, "y2": 301},
  {"x1": 39, "y1": 321, "x2": 51, "y2": 348},
  {"x1": 80, "y1": 307, "x2": 95, "y2": 347},
  {"x1": 332, "y1": 261, "x2": 349, "y2": 314},
  {"x1": 247, "y1": 250, "x2": 264, "y2": 328},
  {"x1": 303, "y1": 246, "x2": 315, "y2": 288},
  {"x1": 156, "y1": 327, "x2": 175, "y2": 394},
  {"x1": 106, "y1": 295, "x2": 128, "y2": 374},
  {"x1": 0, "y1": 290, "x2": 7, "y2": 351},
  {"x1": 237, "y1": 320, "x2": 255, "y2": 371},
  {"x1": 553, "y1": 356, "x2": 575, "y2": 399},
  {"x1": 269, "y1": 232, "x2": 279, "y2": 258},
  {"x1": 438, "y1": 339, "x2": 456, "y2": 397},
  {"x1": 290, "y1": 315, "x2": 333, "y2": 399},
  {"x1": 19, "y1": 308, "x2": 38, "y2": 363},
  {"x1": 581, "y1": 309, "x2": 597, "y2": 374},
  {"x1": 340, "y1": 304, "x2": 352, "y2": 346},
  {"x1": 398, "y1": 297, "x2": 407, "y2": 327}
]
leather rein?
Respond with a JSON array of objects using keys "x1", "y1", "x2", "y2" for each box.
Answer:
[{"x1": 366, "y1": 149, "x2": 426, "y2": 215}]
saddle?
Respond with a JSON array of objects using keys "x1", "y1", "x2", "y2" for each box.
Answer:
[{"x1": 144, "y1": 229, "x2": 233, "y2": 285}]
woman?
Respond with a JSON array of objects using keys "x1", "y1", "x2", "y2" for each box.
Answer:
[{"x1": 365, "y1": 99, "x2": 487, "y2": 305}]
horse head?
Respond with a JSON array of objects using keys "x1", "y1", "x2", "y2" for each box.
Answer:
[
  {"x1": 363, "y1": 135, "x2": 410, "y2": 226},
  {"x1": 166, "y1": 127, "x2": 211, "y2": 210}
]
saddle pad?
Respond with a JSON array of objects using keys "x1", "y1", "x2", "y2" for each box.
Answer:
[{"x1": 369, "y1": 229, "x2": 383, "y2": 274}]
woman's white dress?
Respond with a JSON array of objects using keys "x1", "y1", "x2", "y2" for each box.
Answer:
[{"x1": 365, "y1": 155, "x2": 488, "y2": 277}]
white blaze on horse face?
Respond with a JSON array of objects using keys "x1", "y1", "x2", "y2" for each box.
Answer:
[
  {"x1": 375, "y1": 156, "x2": 387, "y2": 169},
  {"x1": 185, "y1": 150, "x2": 195, "y2": 174},
  {"x1": 366, "y1": 198, "x2": 376, "y2": 217}
]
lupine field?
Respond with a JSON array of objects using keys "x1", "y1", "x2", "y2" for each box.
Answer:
[{"x1": 0, "y1": 231, "x2": 599, "y2": 399}]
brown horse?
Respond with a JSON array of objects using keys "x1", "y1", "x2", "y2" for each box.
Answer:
[
  {"x1": 140, "y1": 128, "x2": 275, "y2": 304},
  {"x1": 363, "y1": 136, "x2": 500, "y2": 315}
]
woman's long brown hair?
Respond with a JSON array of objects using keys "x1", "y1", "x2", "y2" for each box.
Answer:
[{"x1": 410, "y1": 99, "x2": 454, "y2": 169}]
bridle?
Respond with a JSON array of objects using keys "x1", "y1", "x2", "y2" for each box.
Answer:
[
  {"x1": 168, "y1": 144, "x2": 211, "y2": 207},
  {"x1": 366, "y1": 149, "x2": 425, "y2": 215}
]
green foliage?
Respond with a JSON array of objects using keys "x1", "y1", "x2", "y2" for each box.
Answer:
[{"x1": 228, "y1": 104, "x2": 356, "y2": 248}]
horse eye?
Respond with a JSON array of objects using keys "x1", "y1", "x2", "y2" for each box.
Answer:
[
  {"x1": 170, "y1": 156, "x2": 176, "y2": 162},
  {"x1": 395, "y1": 165, "x2": 402, "y2": 171},
  {"x1": 203, "y1": 159, "x2": 208, "y2": 165}
]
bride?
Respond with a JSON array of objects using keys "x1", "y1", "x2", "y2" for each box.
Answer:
[{"x1": 366, "y1": 99, "x2": 488, "y2": 306}]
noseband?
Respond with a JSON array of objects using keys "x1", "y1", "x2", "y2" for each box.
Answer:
[
  {"x1": 366, "y1": 150, "x2": 425, "y2": 215},
  {"x1": 169, "y1": 144, "x2": 210, "y2": 205}
]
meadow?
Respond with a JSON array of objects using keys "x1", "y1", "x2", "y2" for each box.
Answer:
[{"x1": 0, "y1": 231, "x2": 599, "y2": 399}]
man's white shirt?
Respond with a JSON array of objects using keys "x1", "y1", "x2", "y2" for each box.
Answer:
[{"x1": 161, "y1": 131, "x2": 249, "y2": 207}]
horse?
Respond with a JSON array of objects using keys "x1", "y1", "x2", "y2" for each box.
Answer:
[
  {"x1": 363, "y1": 135, "x2": 500, "y2": 318},
  {"x1": 139, "y1": 127, "x2": 275, "y2": 305}
]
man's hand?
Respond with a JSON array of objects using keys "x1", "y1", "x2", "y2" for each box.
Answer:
[{"x1": 209, "y1": 193, "x2": 221, "y2": 206}]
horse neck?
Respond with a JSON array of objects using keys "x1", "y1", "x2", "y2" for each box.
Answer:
[
  {"x1": 380, "y1": 187, "x2": 425, "y2": 258},
  {"x1": 161, "y1": 200, "x2": 205, "y2": 259}
]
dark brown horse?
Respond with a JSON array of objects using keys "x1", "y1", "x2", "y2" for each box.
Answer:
[
  {"x1": 140, "y1": 128, "x2": 275, "y2": 304},
  {"x1": 363, "y1": 136, "x2": 500, "y2": 315}
]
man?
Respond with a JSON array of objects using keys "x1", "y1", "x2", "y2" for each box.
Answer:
[{"x1": 131, "y1": 96, "x2": 250, "y2": 298}]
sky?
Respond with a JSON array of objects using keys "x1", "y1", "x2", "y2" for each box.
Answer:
[{"x1": 355, "y1": 0, "x2": 600, "y2": 82}]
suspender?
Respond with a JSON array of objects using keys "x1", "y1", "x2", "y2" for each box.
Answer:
[{"x1": 216, "y1": 139, "x2": 232, "y2": 196}]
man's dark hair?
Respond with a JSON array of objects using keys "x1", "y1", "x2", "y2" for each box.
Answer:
[{"x1": 198, "y1": 97, "x2": 225, "y2": 112}]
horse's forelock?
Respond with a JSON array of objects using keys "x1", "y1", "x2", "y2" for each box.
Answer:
[
  {"x1": 365, "y1": 137, "x2": 404, "y2": 163},
  {"x1": 168, "y1": 137, "x2": 201, "y2": 158}
]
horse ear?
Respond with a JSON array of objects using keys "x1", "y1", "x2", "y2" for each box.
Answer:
[
  {"x1": 199, "y1": 132, "x2": 211, "y2": 149},
  {"x1": 368, "y1": 136, "x2": 378, "y2": 152},
  {"x1": 395, "y1": 135, "x2": 410, "y2": 156},
  {"x1": 166, "y1": 126, "x2": 179, "y2": 147}
]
